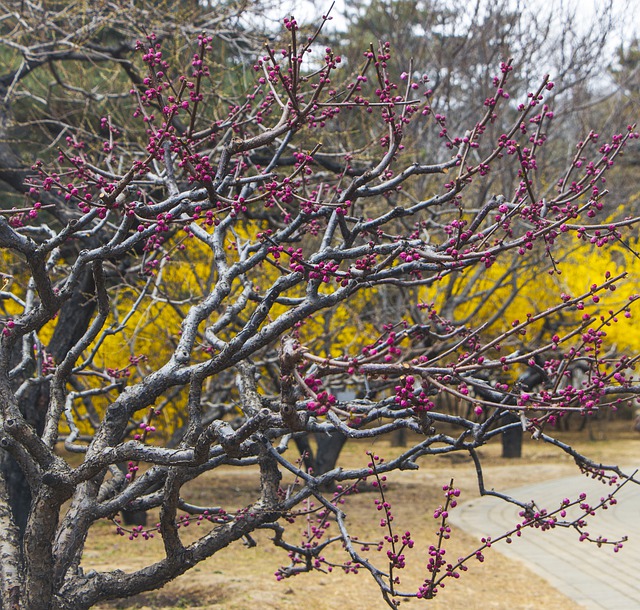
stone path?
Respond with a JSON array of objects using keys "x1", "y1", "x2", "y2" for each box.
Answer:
[{"x1": 449, "y1": 466, "x2": 640, "y2": 609}]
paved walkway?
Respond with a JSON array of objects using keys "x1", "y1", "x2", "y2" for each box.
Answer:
[{"x1": 449, "y1": 466, "x2": 640, "y2": 609}]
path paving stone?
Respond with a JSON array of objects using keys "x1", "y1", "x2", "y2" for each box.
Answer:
[{"x1": 449, "y1": 466, "x2": 640, "y2": 609}]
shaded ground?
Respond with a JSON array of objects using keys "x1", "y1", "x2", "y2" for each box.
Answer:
[{"x1": 88, "y1": 420, "x2": 640, "y2": 609}]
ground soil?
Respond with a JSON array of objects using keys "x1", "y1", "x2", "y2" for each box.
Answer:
[{"x1": 88, "y1": 419, "x2": 640, "y2": 609}]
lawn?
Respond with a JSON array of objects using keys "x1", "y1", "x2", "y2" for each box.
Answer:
[{"x1": 89, "y1": 419, "x2": 640, "y2": 609}]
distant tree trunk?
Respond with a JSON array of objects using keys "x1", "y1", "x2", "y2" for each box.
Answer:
[
  {"x1": 391, "y1": 428, "x2": 407, "y2": 447},
  {"x1": 294, "y1": 429, "x2": 348, "y2": 491},
  {"x1": 0, "y1": 452, "x2": 31, "y2": 533},
  {"x1": 500, "y1": 359, "x2": 548, "y2": 459},
  {"x1": 501, "y1": 413, "x2": 523, "y2": 458},
  {"x1": 314, "y1": 429, "x2": 348, "y2": 480},
  {"x1": 121, "y1": 503, "x2": 148, "y2": 526},
  {"x1": 3, "y1": 269, "x2": 96, "y2": 536}
]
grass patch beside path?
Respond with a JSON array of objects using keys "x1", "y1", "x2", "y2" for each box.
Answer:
[{"x1": 90, "y1": 422, "x2": 640, "y2": 609}]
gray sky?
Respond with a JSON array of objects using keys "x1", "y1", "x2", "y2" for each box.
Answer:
[{"x1": 274, "y1": 0, "x2": 637, "y2": 45}]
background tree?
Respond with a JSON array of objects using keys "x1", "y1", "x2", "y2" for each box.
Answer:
[{"x1": 0, "y1": 3, "x2": 639, "y2": 610}]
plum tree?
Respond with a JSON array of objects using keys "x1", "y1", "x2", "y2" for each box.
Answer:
[{"x1": 0, "y1": 4, "x2": 639, "y2": 610}]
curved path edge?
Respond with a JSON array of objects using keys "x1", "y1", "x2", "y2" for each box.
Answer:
[{"x1": 448, "y1": 466, "x2": 640, "y2": 609}]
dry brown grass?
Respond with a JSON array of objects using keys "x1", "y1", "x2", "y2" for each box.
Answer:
[{"x1": 89, "y1": 420, "x2": 640, "y2": 609}]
